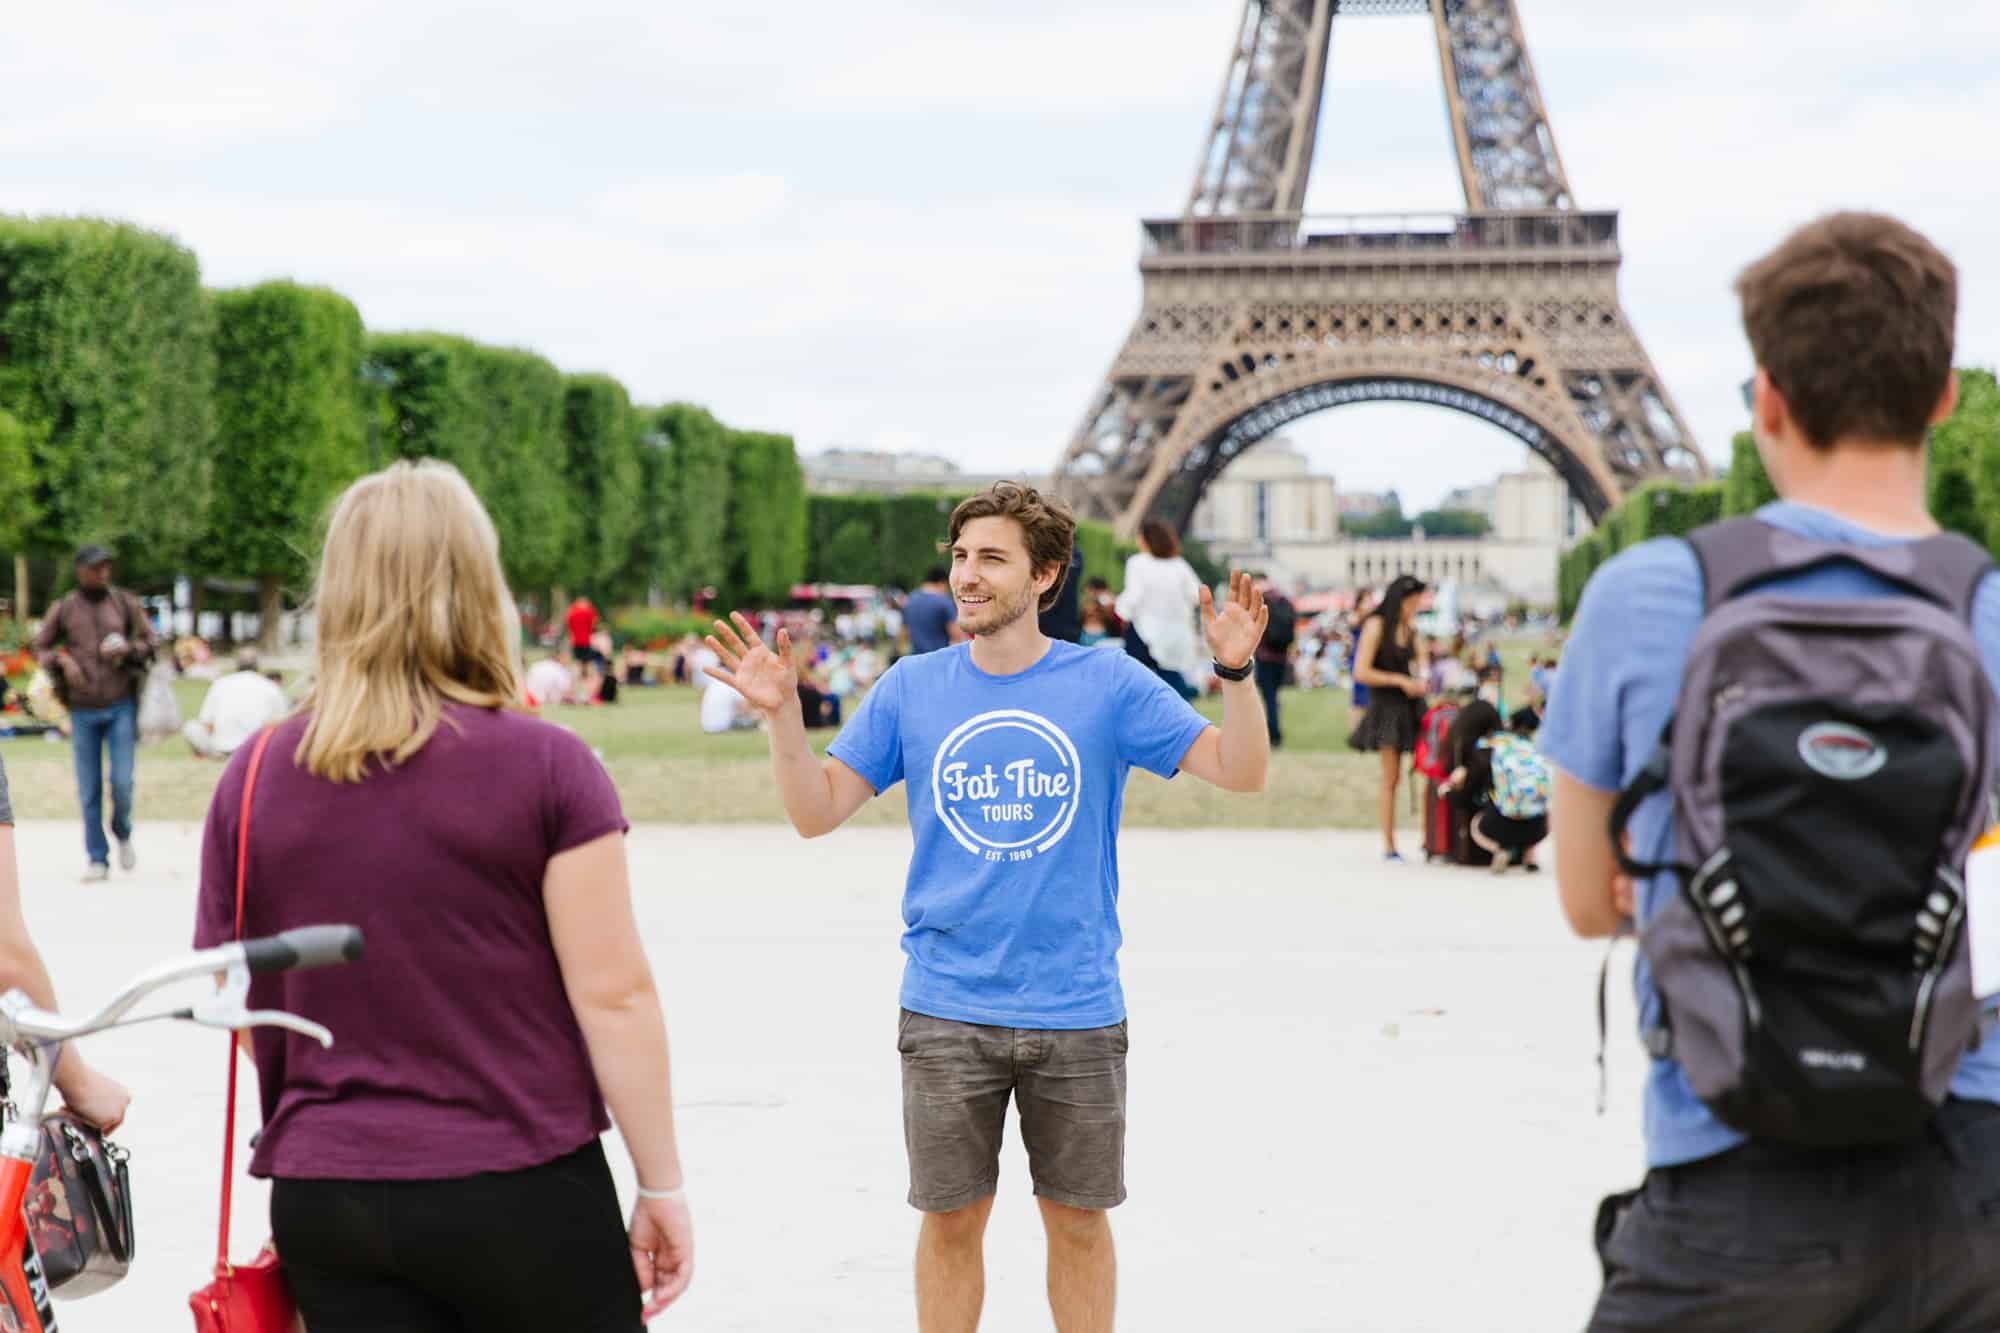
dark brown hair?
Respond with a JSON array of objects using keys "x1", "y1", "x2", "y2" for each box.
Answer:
[
  {"x1": 1138, "y1": 518, "x2": 1181, "y2": 559},
  {"x1": 947, "y1": 482, "x2": 1077, "y2": 611},
  {"x1": 1735, "y1": 212, "x2": 1956, "y2": 450}
]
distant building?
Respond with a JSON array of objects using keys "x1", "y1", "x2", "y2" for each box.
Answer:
[
  {"x1": 1490, "y1": 466, "x2": 1588, "y2": 544},
  {"x1": 1337, "y1": 491, "x2": 1393, "y2": 520},
  {"x1": 1437, "y1": 481, "x2": 1496, "y2": 517},
  {"x1": 801, "y1": 448, "x2": 1048, "y2": 496},
  {"x1": 1192, "y1": 449, "x2": 1588, "y2": 606},
  {"x1": 1190, "y1": 439, "x2": 1338, "y2": 547}
]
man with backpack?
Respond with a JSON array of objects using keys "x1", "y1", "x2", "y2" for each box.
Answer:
[
  {"x1": 32, "y1": 545, "x2": 156, "y2": 881},
  {"x1": 1541, "y1": 212, "x2": 2000, "y2": 1329},
  {"x1": 1251, "y1": 572, "x2": 1296, "y2": 746}
]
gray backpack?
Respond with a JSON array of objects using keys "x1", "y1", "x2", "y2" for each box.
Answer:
[{"x1": 1609, "y1": 517, "x2": 1999, "y2": 1146}]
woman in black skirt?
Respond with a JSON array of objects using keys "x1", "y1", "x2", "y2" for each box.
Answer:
[{"x1": 1347, "y1": 574, "x2": 1430, "y2": 861}]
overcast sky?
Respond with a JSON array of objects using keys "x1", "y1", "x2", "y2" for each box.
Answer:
[{"x1": 6, "y1": 1, "x2": 1997, "y2": 510}]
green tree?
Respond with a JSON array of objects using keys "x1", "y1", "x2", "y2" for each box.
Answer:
[
  {"x1": 824, "y1": 518, "x2": 879, "y2": 582},
  {"x1": 1411, "y1": 508, "x2": 1491, "y2": 538},
  {"x1": 652, "y1": 404, "x2": 732, "y2": 602},
  {"x1": 0, "y1": 217, "x2": 215, "y2": 594},
  {"x1": 468, "y1": 344, "x2": 572, "y2": 600},
  {"x1": 208, "y1": 282, "x2": 368, "y2": 647},
  {"x1": 615, "y1": 421, "x2": 674, "y2": 604},
  {"x1": 721, "y1": 430, "x2": 807, "y2": 604},
  {"x1": 1342, "y1": 496, "x2": 1410, "y2": 539},
  {"x1": 560, "y1": 374, "x2": 644, "y2": 596},
  {"x1": 366, "y1": 333, "x2": 488, "y2": 485},
  {"x1": 1933, "y1": 368, "x2": 2000, "y2": 550},
  {"x1": 0, "y1": 408, "x2": 38, "y2": 620},
  {"x1": 1723, "y1": 431, "x2": 1778, "y2": 516}
]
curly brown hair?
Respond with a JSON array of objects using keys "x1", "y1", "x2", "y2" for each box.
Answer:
[{"x1": 947, "y1": 482, "x2": 1077, "y2": 611}]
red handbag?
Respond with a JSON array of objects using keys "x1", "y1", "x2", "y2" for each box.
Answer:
[{"x1": 189, "y1": 729, "x2": 300, "y2": 1333}]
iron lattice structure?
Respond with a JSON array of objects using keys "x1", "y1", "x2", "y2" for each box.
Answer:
[{"x1": 1054, "y1": 0, "x2": 1703, "y2": 534}]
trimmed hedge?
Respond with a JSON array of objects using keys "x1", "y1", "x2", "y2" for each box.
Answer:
[
  {"x1": 0, "y1": 217, "x2": 214, "y2": 585},
  {"x1": 721, "y1": 430, "x2": 807, "y2": 605},
  {"x1": 652, "y1": 404, "x2": 733, "y2": 603},
  {"x1": 0, "y1": 407, "x2": 37, "y2": 553},
  {"x1": 560, "y1": 374, "x2": 644, "y2": 594},
  {"x1": 468, "y1": 344, "x2": 573, "y2": 597},
  {"x1": 1940, "y1": 369, "x2": 2000, "y2": 551},
  {"x1": 1723, "y1": 432, "x2": 1777, "y2": 516},
  {"x1": 804, "y1": 491, "x2": 1142, "y2": 595},
  {"x1": 208, "y1": 282, "x2": 368, "y2": 588},
  {"x1": 1557, "y1": 479, "x2": 1726, "y2": 621}
]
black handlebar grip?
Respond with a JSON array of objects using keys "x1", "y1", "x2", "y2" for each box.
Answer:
[{"x1": 242, "y1": 925, "x2": 365, "y2": 975}]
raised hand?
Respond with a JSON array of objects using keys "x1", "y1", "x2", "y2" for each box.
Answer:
[
  {"x1": 703, "y1": 612, "x2": 797, "y2": 717},
  {"x1": 1200, "y1": 571, "x2": 1270, "y2": 671}
]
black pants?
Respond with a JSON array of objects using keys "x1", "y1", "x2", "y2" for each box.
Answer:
[
  {"x1": 271, "y1": 1139, "x2": 641, "y2": 1333},
  {"x1": 1253, "y1": 659, "x2": 1285, "y2": 746},
  {"x1": 1591, "y1": 1098, "x2": 2000, "y2": 1331}
]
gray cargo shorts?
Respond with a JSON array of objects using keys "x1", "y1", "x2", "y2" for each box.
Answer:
[{"x1": 897, "y1": 1008, "x2": 1129, "y2": 1213}]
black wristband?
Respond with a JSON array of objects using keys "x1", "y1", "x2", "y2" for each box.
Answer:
[{"x1": 1212, "y1": 657, "x2": 1252, "y2": 682}]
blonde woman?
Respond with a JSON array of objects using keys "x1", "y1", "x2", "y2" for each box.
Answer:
[{"x1": 190, "y1": 461, "x2": 692, "y2": 1331}]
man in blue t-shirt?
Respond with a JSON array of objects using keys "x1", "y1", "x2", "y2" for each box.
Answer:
[
  {"x1": 704, "y1": 481, "x2": 1271, "y2": 1333},
  {"x1": 903, "y1": 567, "x2": 960, "y2": 655},
  {"x1": 1543, "y1": 212, "x2": 2000, "y2": 1329}
]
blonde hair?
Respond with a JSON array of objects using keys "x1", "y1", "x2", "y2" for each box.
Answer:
[{"x1": 298, "y1": 460, "x2": 524, "y2": 782}]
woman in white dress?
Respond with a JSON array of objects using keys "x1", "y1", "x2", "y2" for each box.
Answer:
[{"x1": 1116, "y1": 519, "x2": 1204, "y2": 700}]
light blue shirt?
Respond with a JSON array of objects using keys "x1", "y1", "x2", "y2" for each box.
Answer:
[
  {"x1": 830, "y1": 640, "x2": 1211, "y2": 1029},
  {"x1": 1540, "y1": 500, "x2": 2000, "y2": 1167}
]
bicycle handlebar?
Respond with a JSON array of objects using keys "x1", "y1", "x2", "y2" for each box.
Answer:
[{"x1": 243, "y1": 925, "x2": 365, "y2": 975}]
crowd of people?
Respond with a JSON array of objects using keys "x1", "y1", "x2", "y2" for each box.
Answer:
[{"x1": 0, "y1": 210, "x2": 1992, "y2": 1330}]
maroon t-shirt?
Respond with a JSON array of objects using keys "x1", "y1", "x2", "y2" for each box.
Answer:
[{"x1": 193, "y1": 704, "x2": 628, "y2": 1180}]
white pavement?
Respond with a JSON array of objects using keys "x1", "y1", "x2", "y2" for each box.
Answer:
[{"x1": 8, "y1": 821, "x2": 1649, "y2": 1333}]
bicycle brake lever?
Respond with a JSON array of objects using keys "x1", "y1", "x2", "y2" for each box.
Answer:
[
  {"x1": 190, "y1": 970, "x2": 334, "y2": 1047},
  {"x1": 241, "y1": 1010, "x2": 334, "y2": 1048}
]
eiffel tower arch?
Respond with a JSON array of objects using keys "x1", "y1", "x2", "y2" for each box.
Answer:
[{"x1": 1052, "y1": 0, "x2": 1705, "y2": 537}]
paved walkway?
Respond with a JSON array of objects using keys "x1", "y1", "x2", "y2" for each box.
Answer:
[{"x1": 11, "y1": 822, "x2": 1645, "y2": 1332}]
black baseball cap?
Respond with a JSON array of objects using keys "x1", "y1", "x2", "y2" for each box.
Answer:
[{"x1": 73, "y1": 543, "x2": 114, "y2": 567}]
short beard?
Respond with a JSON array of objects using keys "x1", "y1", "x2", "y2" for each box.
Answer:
[{"x1": 967, "y1": 584, "x2": 1037, "y2": 637}]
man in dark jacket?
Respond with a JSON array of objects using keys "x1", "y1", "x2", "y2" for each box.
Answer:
[
  {"x1": 32, "y1": 545, "x2": 156, "y2": 880},
  {"x1": 1251, "y1": 574, "x2": 1297, "y2": 747}
]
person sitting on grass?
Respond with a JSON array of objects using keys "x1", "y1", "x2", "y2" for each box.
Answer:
[
  {"x1": 182, "y1": 648, "x2": 289, "y2": 759},
  {"x1": 523, "y1": 649, "x2": 576, "y2": 710}
]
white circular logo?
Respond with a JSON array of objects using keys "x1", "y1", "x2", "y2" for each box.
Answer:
[
  {"x1": 1797, "y1": 722, "x2": 1888, "y2": 781},
  {"x1": 930, "y1": 709, "x2": 1083, "y2": 862}
]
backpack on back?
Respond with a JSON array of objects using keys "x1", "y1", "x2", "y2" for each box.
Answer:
[
  {"x1": 1485, "y1": 732, "x2": 1549, "y2": 820},
  {"x1": 1611, "y1": 517, "x2": 1999, "y2": 1147}
]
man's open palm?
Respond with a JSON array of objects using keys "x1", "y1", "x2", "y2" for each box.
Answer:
[
  {"x1": 1201, "y1": 572, "x2": 1270, "y2": 670},
  {"x1": 704, "y1": 612, "x2": 796, "y2": 716}
]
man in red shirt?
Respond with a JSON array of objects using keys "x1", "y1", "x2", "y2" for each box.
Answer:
[{"x1": 565, "y1": 596, "x2": 601, "y2": 668}]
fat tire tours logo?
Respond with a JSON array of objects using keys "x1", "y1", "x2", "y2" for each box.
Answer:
[{"x1": 931, "y1": 710, "x2": 1083, "y2": 863}]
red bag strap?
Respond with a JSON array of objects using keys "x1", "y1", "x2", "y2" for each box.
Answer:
[{"x1": 216, "y1": 726, "x2": 278, "y2": 1279}]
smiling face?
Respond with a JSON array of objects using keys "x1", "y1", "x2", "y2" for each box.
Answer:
[{"x1": 950, "y1": 515, "x2": 1054, "y2": 638}]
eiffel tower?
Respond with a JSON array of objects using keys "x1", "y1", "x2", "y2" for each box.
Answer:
[{"x1": 1051, "y1": 0, "x2": 1704, "y2": 536}]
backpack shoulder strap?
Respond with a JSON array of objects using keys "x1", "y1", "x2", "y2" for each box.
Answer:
[{"x1": 1686, "y1": 517, "x2": 1993, "y2": 624}]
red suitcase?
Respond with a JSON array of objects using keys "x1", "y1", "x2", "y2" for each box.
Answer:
[
  {"x1": 1424, "y1": 781, "x2": 1494, "y2": 867},
  {"x1": 1423, "y1": 780, "x2": 1455, "y2": 863}
]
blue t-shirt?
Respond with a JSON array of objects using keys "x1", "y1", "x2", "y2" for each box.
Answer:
[
  {"x1": 1540, "y1": 500, "x2": 2000, "y2": 1168},
  {"x1": 904, "y1": 589, "x2": 956, "y2": 654},
  {"x1": 829, "y1": 640, "x2": 1212, "y2": 1028}
]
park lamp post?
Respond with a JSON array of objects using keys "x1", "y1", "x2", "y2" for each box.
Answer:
[{"x1": 360, "y1": 359, "x2": 397, "y2": 469}]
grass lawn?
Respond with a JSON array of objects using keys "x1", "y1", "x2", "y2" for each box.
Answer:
[{"x1": 0, "y1": 635, "x2": 1562, "y2": 827}]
